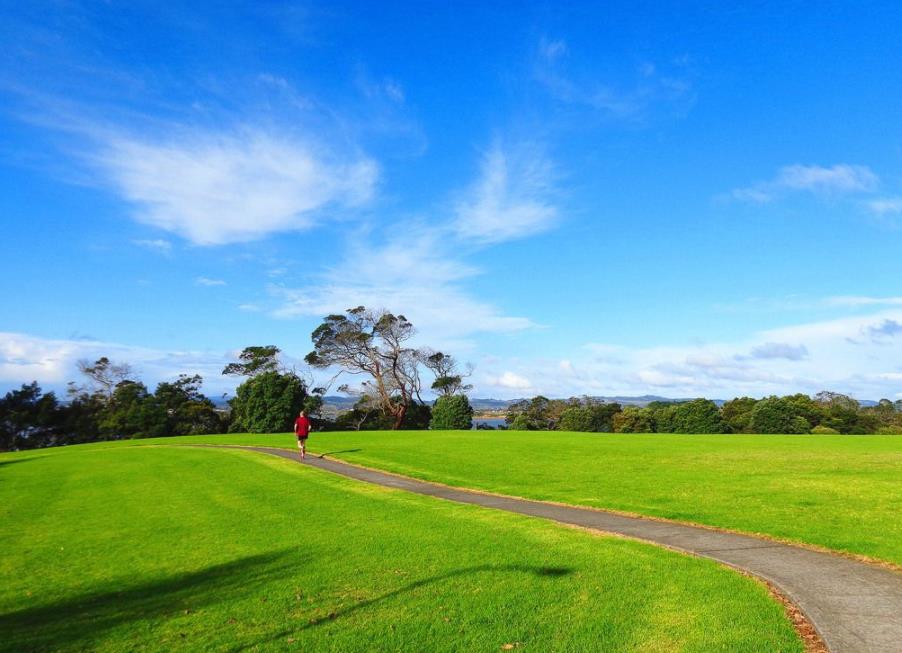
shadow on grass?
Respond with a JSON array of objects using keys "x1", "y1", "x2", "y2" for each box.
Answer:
[
  {"x1": 233, "y1": 563, "x2": 575, "y2": 651},
  {"x1": 0, "y1": 550, "x2": 299, "y2": 653},
  {"x1": 317, "y1": 449, "x2": 363, "y2": 458},
  {"x1": 0, "y1": 456, "x2": 46, "y2": 470}
]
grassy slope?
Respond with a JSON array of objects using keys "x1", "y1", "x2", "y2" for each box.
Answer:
[
  {"x1": 0, "y1": 445, "x2": 800, "y2": 653},
  {"x1": 143, "y1": 431, "x2": 902, "y2": 565}
]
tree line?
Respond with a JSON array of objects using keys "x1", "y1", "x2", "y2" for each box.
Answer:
[
  {"x1": 501, "y1": 393, "x2": 902, "y2": 435},
  {"x1": 1, "y1": 307, "x2": 475, "y2": 451},
  {"x1": 5, "y1": 305, "x2": 901, "y2": 450}
]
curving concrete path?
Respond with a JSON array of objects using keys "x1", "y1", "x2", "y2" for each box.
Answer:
[{"x1": 203, "y1": 445, "x2": 902, "y2": 653}]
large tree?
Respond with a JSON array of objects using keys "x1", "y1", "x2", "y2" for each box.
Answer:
[
  {"x1": 306, "y1": 307, "x2": 444, "y2": 429},
  {"x1": 154, "y1": 374, "x2": 222, "y2": 436},
  {"x1": 98, "y1": 381, "x2": 168, "y2": 439},
  {"x1": 76, "y1": 357, "x2": 135, "y2": 400},
  {"x1": 421, "y1": 351, "x2": 473, "y2": 397},
  {"x1": 223, "y1": 347, "x2": 310, "y2": 433},
  {"x1": 671, "y1": 399, "x2": 725, "y2": 434},
  {"x1": 228, "y1": 371, "x2": 307, "y2": 433},
  {"x1": 0, "y1": 383, "x2": 62, "y2": 450},
  {"x1": 430, "y1": 394, "x2": 474, "y2": 430},
  {"x1": 748, "y1": 397, "x2": 812, "y2": 434},
  {"x1": 222, "y1": 346, "x2": 281, "y2": 377}
]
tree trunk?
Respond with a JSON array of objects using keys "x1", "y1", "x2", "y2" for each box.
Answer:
[{"x1": 392, "y1": 404, "x2": 408, "y2": 430}]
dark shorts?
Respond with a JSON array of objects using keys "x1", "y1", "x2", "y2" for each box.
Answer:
[{"x1": 297, "y1": 435, "x2": 308, "y2": 441}]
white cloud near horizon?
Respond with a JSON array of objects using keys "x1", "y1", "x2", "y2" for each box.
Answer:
[
  {"x1": 95, "y1": 128, "x2": 378, "y2": 245},
  {"x1": 731, "y1": 164, "x2": 879, "y2": 203},
  {"x1": 453, "y1": 143, "x2": 558, "y2": 244},
  {"x1": 0, "y1": 332, "x2": 237, "y2": 396},
  {"x1": 471, "y1": 310, "x2": 902, "y2": 400},
  {"x1": 492, "y1": 371, "x2": 533, "y2": 391},
  {"x1": 6, "y1": 309, "x2": 902, "y2": 402}
]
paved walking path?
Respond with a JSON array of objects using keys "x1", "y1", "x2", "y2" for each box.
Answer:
[{"x1": 208, "y1": 445, "x2": 902, "y2": 653}]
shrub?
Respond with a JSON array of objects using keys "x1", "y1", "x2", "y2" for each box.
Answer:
[
  {"x1": 558, "y1": 406, "x2": 594, "y2": 432},
  {"x1": 509, "y1": 414, "x2": 533, "y2": 430},
  {"x1": 749, "y1": 397, "x2": 812, "y2": 434},
  {"x1": 721, "y1": 397, "x2": 758, "y2": 433},
  {"x1": 810, "y1": 425, "x2": 840, "y2": 435},
  {"x1": 613, "y1": 406, "x2": 653, "y2": 433},
  {"x1": 430, "y1": 395, "x2": 473, "y2": 430},
  {"x1": 671, "y1": 398, "x2": 725, "y2": 434},
  {"x1": 875, "y1": 425, "x2": 902, "y2": 435},
  {"x1": 229, "y1": 371, "x2": 307, "y2": 433},
  {"x1": 399, "y1": 402, "x2": 433, "y2": 430}
]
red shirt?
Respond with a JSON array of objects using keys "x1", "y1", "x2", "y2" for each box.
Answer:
[{"x1": 294, "y1": 416, "x2": 312, "y2": 437}]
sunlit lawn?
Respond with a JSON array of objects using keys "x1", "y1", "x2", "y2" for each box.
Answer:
[
  {"x1": 0, "y1": 444, "x2": 801, "y2": 652},
  {"x1": 140, "y1": 430, "x2": 902, "y2": 566}
]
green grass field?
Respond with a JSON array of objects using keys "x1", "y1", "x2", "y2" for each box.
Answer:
[
  {"x1": 142, "y1": 430, "x2": 902, "y2": 566},
  {"x1": 0, "y1": 444, "x2": 802, "y2": 652}
]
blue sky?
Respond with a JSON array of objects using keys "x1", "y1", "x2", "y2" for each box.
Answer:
[{"x1": 3, "y1": 1, "x2": 902, "y2": 400}]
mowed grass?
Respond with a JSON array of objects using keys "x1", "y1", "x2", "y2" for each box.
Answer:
[
  {"x1": 148, "y1": 431, "x2": 902, "y2": 566},
  {"x1": 0, "y1": 445, "x2": 801, "y2": 652}
]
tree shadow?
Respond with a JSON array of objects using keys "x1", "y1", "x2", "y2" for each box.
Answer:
[
  {"x1": 233, "y1": 563, "x2": 575, "y2": 651},
  {"x1": 316, "y1": 449, "x2": 363, "y2": 458},
  {"x1": 0, "y1": 550, "x2": 299, "y2": 653},
  {"x1": 0, "y1": 456, "x2": 46, "y2": 470}
]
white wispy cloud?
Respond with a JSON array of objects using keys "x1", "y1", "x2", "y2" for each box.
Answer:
[
  {"x1": 748, "y1": 342, "x2": 809, "y2": 361},
  {"x1": 731, "y1": 164, "x2": 879, "y2": 203},
  {"x1": 824, "y1": 296, "x2": 902, "y2": 308},
  {"x1": 95, "y1": 128, "x2": 378, "y2": 245},
  {"x1": 453, "y1": 143, "x2": 558, "y2": 244},
  {"x1": 716, "y1": 295, "x2": 902, "y2": 314},
  {"x1": 538, "y1": 37, "x2": 567, "y2": 62},
  {"x1": 271, "y1": 228, "x2": 535, "y2": 350},
  {"x1": 534, "y1": 41, "x2": 695, "y2": 122},
  {"x1": 132, "y1": 238, "x2": 173, "y2": 255},
  {"x1": 270, "y1": 141, "x2": 558, "y2": 347},
  {"x1": 196, "y1": 276, "x2": 227, "y2": 287},
  {"x1": 868, "y1": 197, "x2": 902, "y2": 214}
]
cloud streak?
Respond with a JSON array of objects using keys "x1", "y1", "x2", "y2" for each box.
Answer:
[
  {"x1": 534, "y1": 39, "x2": 695, "y2": 122},
  {"x1": 731, "y1": 164, "x2": 879, "y2": 203},
  {"x1": 453, "y1": 143, "x2": 558, "y2": 244},
  {"x1": 132, "y1": 238, "x2": 173, "y2": 255}
]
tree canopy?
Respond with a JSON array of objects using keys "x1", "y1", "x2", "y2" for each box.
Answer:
[
  {"x1": 430, "y1": 394, "x2": 474, "y2": 430},
  {"x1": 306, "y1": 306, "x2": 463, "y2": 429}
]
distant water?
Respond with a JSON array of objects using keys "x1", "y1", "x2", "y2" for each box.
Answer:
[{"x1": 473, "y1": 417, "x2": 506, "y2": 429}]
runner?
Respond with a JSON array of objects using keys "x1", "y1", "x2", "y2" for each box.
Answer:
[{"x1": 294, "y1": 410, "x2": 312, "y2": 460}]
